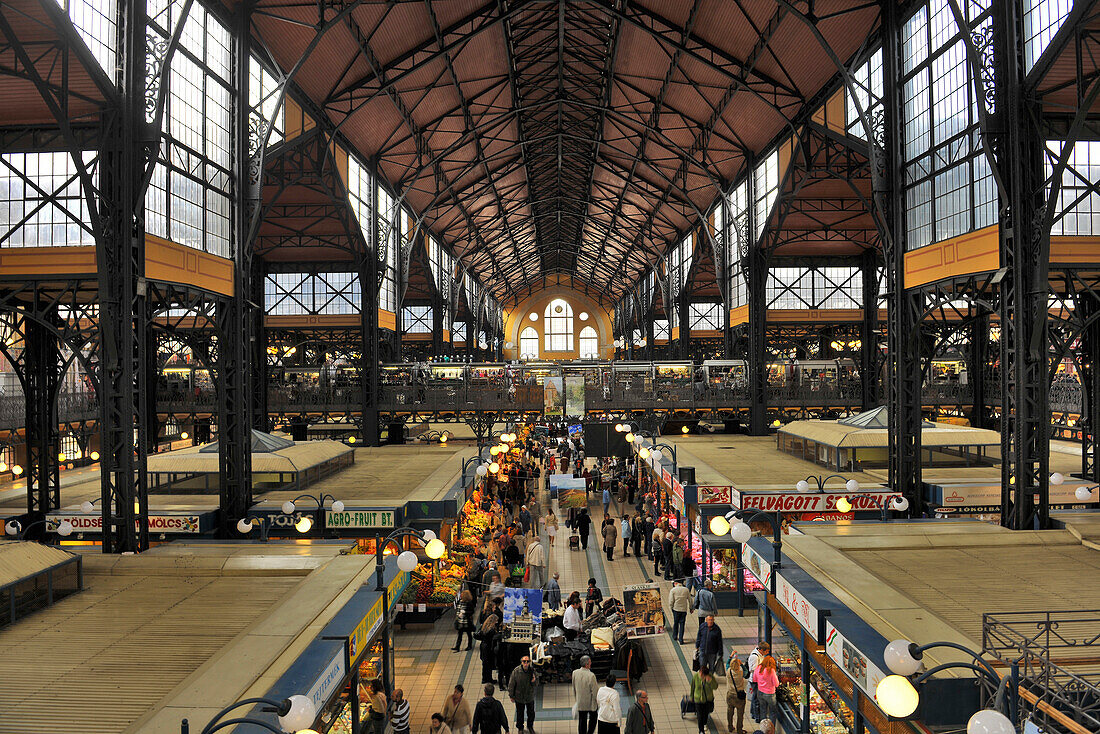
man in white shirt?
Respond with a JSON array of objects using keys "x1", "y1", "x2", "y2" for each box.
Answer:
[
  {"x1": 563, "y1": 598, "x2": 583, "y2": 641},
  {"x1": 747, "y1": 641, "x2": 770, "y2": 722}
]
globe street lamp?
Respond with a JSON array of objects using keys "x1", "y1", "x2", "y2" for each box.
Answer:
[
  {"x1": 876, "y1": 639, "x2": 1016, "y2": 732},
  {"x1": 180, "y1": 694, "x2": 319, "y2": 734},
  {"x1": 710, "y1": 508, "x2": 782, "y2": 647},
  {"x1": 374, "y1": 527, "x2": 446, "y2": 693},
  {"x1": 4, "y1": 518, "x2": 75, "y2": 540},
  {"x1": 280, "y1": 493, "x2": 345, "y2": 536}
]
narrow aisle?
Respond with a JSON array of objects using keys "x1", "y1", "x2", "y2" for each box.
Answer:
[{"x1": 397, "y1": 462, "x2": 761, "y2": 734}]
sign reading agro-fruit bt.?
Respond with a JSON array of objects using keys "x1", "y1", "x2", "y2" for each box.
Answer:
[
  {"x1": 325, "y1": 509, "x2": 395, "y2": 529},
  {"x1": 738, "y1": 491, "x2": 900, "y2": 513}
]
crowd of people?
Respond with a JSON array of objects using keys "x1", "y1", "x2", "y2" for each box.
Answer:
[{"x1": 379, "y1": 428, "x2": 780, "y2": 734}]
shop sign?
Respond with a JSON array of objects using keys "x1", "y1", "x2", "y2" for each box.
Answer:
[
  {"x1": 45, "y1": 513, "x2": 202, "y2": 534},
  {"x1": 326, "y1": 509, "x2": 395, "y2": 529},
  {"x1": 932, "y1": 483, "x2": 1084, "y2": 508},
  {"x1": 738, "y1": 491, "x2": 899, "y2": 514},
  {"x1": 698, "y1": 486, "x2": 733, "y2": 505},
  {"x1": 661, "y1": 468, "x2": 672, "y2": 489},
  {"x1": 349, "y1": 570, "x2": 408, "y2": 662},
  {"x1": 669, "y1": 478, "x2": 685, "y2": 512},
  {"x1": 741, "y1": 543, "x2": 772, "y2": 588},
  {"x1": 825, "y1": 621, "x2": 888, "y2": 709},
  {"x1": 306, "y1": 649, "x2": 346, "y2": 714},
  {"x1": 776, "y1": 571, "x2": 822, "y2": 642}
]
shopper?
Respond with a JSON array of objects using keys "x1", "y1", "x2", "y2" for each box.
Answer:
[
  {"x1": 443, "y1": 685, "x2": 474, "y2": 734},
  {"x1": 543, "y1": 572, "x2": 562, "y2": 610},
  {"x1": 362, "y1": 679, "x2": 387, "y2": 734},
  {"x1": 746, "y1": 641, "x2": 769, "y2": 722},
  {"x1": 525, "y1": 536, "x2": 546, "y2": 589},
  {"x1": 623, "y1": 690, "x2": 654, "y2": 734},
  {"x1": 650, "y1": 526, "x2": 663, "y2": 572},
  {"x1": 431, "y1": 713, "x2": 454, "y2": 734},
  {"x1": 596, "y1": 674, "x2": 622, "y2": 734},
  {"x1": 689, "y1": 665, "x2": 719, "y2": 734},
  {"x1": 477, "y1": 616, "x2": 501, "y2": 684},
  {"x1": 545, "y1": 509, "x2": 559, "y2": 547},
  {"x1": 506, "y1": 654, "x2": 538, "y2": 733},
  {"x1": 577, "y1": 509, "x2": 592, "y2": 550},
  {"x1": 630, "y1": 514, "x2": 644, "y2": 557},
  {"x1": 564, "y1": 597, "x2": 583, "y2": 641},
  {"x1": 692, "y1": 580, "x2": 719, "y2": 627},
  {"x1": 518, "y1": 505, "x2": 533, "y2": 536},
  {"x1": 695, "y1": 615, "x2": 725, "y2": 675},
  {"x1": 585, "y1": 578, "x2": 604, "y2": 617},
  {"x1": 572, "y1": 655, "x2": 600, "y2": 734},
  {"x1": 681, "y1": 550, "x2": 697, "y2": 591},
  {"x1": 602, "y1": 485, "x2": 612, "y2": 517},
  {"x1": 620, "y1": 515, "x2": 632, "y2": 557},
  {"x1": 389, "y1": 689, "x2": 410, "y2": 734},
  {"x1": 726, "y1": 649, "x2": 748, "y2": 734},
  {"x1": 751, "y1": 655, "x2": 780, "y2": 732},
  {"x1": 671, "y1": 539, "x2": 684, "y2": 579},
  {"x1": 472, "y1": 684, "x2": 510, "y2": 734},
  {"x1": 602, "y1": 517, "x2": 618, "y2": 561},
  {"x1": 667, "y1": 579, "x2": 691, "y2": 644},
  {"x1": 454, "y1": 589, "x2": 477, "y2": 651},
  {"x1": 661, "y1": 533, "x2": 675, "y2": 580}
]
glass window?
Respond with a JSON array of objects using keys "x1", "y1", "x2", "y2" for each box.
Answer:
[
  {"x1": 249, "y1": 55, "x2": 284, "y2": 146},
  {"x1": 519, "y1": 327, "x2": 539, "y2": 359},
  {"x1": 846, "y1": 49, "x2": 884, "y2": 141},
  {"x1": 753, "y1": 151, "x2": 780, "y2": 240},
  {"x1": 403, "y1": 305, "x2": 432, "y2": 333},
  {"x1": 689, "y1": 303, "x2": 722, "y2": 330},
  {"x1": 1024, "y1": 0, "x2": 1073, "y2": 70},
  {"x1": 452, "y1": 321, "x2": 467, "y2": 342},
  {"x1": 653, "y1": 319, "x2": 670, "y2": 341},
  {"x1": 62, "y1": 0, "x2": 117, "y2": 74},
  {"x1": 902, "y1": 0, "x2": 995, "y2": 251},
  {"x1": 578, "y1": 326, "x2": 598, "y2": 358},
  {"x1": 144, "y1": 0, "x2": 233, "y2": 257},
  {"x1": 1048, "y1": 140, "x2": 1100, "y2": 236},
  {"x1": 544, "y1": 298, "x2": 574, "y2": 352},
  {"x1": 0, "y1": 152, "x2": 96, "y2": 248}
]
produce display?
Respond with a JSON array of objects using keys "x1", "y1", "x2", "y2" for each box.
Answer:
[
  {"x1": 398, "y1": 561, "x2": 463, "y2": 606},
  {"x1": 320, "y1": 639, "x2": 384, "y2": 734}
]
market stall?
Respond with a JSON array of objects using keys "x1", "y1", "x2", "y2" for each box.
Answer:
[{"x1": 262, "y1": 564, "x2": 409, "y2": 734}]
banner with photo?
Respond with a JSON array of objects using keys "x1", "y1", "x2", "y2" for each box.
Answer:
[
  {"x1": 564, "y1": 375, "x2": 585, "y2": 417},
  {"x1": 544, "y1": 376, "x2": 564, "y2": 418},
  {"x1": 503, "y1": 587, "x2": 543, "y2": 624},
  {"x1": 550, "y1": 474, "x2": 587, "y2": 508},
  {"x1": 622, "y1": 582, "x2": 664, "y2": 638}
]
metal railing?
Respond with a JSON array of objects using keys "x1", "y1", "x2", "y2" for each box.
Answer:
[{"x1": 983, "y1": 610, "x2": 1100, "y2": 734}]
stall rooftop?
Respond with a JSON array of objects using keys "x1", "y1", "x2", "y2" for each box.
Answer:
[
  {"x1": 781, "y1": 521, "x2": 1100, "y2": 674},
  {"x1": 0, "y1": 541, "x2": 372, "y2": 734}
]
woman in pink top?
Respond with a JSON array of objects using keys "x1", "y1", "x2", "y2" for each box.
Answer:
[{"x1": 751, "y1": 655, "x2": 779, "y2": 730}]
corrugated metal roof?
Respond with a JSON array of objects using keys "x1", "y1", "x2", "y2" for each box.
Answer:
[{"x1": 0, "y1": 541, "x2": 76, "y2": 587}]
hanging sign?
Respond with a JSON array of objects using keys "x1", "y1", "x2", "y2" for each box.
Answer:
[
  {"x1": 306, "y1": 649, "x2": 346, "y2": 714},
  {"x1": 825, "y1": 621, "x2": 889, "y2": 710},
  {"x1": 776, "y1": 571, "x2": 823, "y2": 642},
  {"x1": 46, "y1": 513, "x2": 203, "y2": 534},
  {"x1": 741, "y1": 543, "x2": 772, "y2": 588},
  {"x1": 698, "y1": 486, "x2": 733, "y2": 505},
  {"x1": 737, "y1": 491, "x2": 898, "y2": 513}
]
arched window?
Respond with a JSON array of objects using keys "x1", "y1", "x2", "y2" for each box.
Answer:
[
  {"x1": 544, "y1": 298, "x2": 573, "y2": 351},
  {"x1": 519, "y1": 327, "x2": 539, "y2": 359},
  {"x1": 578, "y1": 326, "x2": 598, "y2": 358}
]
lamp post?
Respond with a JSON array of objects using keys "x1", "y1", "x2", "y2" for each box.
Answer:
[
  {"x1": 834, "y1": 493, "x2": 910, "y2": 521},
  {"x1": 180, "y1": 694, "x2": 318, "y2": 734},
  {"x1": 374, "y1": 527, "x2": 445, "y2": 694},
  {"x1": 236, "y1": 515, "x2": 272, "y2": 542},
  {"x1": 795, "y1": 474, "x2": 860, "y2": 493},
  {"x1": 876, "y1": 639, "x2": 1017, "y2": 733},
  {"x1": 709, "y1": 508, "x2": 782, "y2": 647},
  {"x1": 4, "y1": 518, "x2": 75, "y2": 540},
  {"x1": 280, "y1": 494, "x2": 345, "y2": 536}
]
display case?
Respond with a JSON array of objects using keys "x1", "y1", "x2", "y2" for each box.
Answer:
[
  {"x1": 772, "y1": 624, "x2": 858, "y2": 734},
  {"x1": 325, "y1": 639, "x2": 386, "y2": 734},
  {"x1": 701, "y1": 534, "x2": 760, "y2": 611}
]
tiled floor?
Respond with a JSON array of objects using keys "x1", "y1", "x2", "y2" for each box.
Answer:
[{"x1": 394, "y1": 464, "x2": 764, "y2": 734}]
